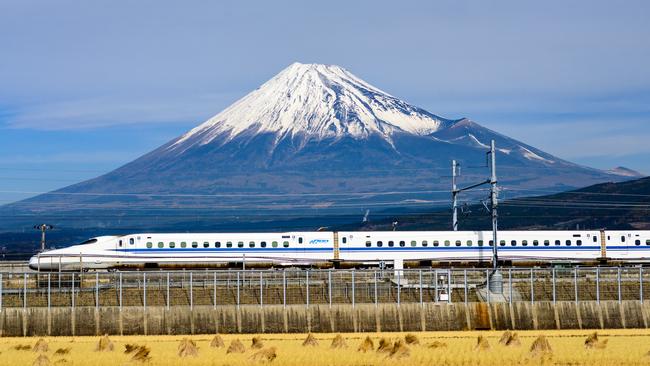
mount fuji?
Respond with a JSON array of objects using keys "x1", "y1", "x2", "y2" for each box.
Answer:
[{"x1": 4, "y1": 63, "x2": 634, "y2": 231}]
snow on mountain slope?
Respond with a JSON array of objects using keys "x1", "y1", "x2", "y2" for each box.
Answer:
[{"x1": 169, "y1": 63, "x2": 452, "y2": 152}]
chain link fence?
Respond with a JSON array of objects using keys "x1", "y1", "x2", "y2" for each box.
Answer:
[{"x1": 0, "y1": 267, "x2": 646, "y2": 309}]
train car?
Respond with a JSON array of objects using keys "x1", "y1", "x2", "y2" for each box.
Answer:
[{"x1": 27, "y1": 230, "x2": 650, "y2": 271}]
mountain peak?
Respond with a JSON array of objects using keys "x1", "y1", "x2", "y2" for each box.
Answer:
[{"x1": 169, "y1": 62, "x2": 451, "y2": 152}]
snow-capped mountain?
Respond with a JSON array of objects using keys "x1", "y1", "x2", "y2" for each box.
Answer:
[
  {"x1": 6, "y1": 63, "x2": 630, "y2": 225},
  {"x1": 169, "y1": 63, "x2": 452, "y2": 152}
]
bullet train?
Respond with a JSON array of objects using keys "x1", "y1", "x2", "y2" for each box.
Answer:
[{"x1": 28, "y1": 230, "x2": 650, "y2": 271}]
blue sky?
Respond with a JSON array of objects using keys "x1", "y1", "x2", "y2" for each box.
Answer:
[{"x1": 1, "y1": 0, "x2": 649, "y2": 204}]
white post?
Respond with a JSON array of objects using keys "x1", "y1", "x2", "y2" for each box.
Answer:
[{"x1": 259, "y1": 271, "x2": 263, "y2": 308}]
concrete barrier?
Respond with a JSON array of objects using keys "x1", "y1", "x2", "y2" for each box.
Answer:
[{"x1": 0, "y1": 300, "x2": 645, "y2": 337}]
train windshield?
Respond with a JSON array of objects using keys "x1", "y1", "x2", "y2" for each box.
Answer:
[{"x1": 79, "y1": 238, "x2": 98, "y2": 245}]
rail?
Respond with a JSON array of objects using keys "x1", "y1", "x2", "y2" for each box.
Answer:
[{"x1": 0, "y1": 267, "x2": 646, "y2": 309}]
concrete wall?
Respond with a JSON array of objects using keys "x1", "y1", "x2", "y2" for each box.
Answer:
[{"x1": 0, "y1": 301, "x2": 646, "y2": 337}]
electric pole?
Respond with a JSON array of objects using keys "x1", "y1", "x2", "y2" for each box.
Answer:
[
  {"x1": 34, "y1": 224, "x2": 53, "y2": 252},
  {"x1": 452, "y1": 160, "x2": 458, "y2": 231},
  {"x1": 449, "y1": 139, "x2": 502, "y2": 293}
]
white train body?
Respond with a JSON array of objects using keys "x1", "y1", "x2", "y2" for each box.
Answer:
[{"x1": 28, "y1": 230, "x2": 650, "y2": 271}]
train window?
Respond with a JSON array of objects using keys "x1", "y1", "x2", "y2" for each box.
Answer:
[
  {"x1": 621, "y1": 236, "x2": 626, "y2": 242},
  {"x1": 522, "y1": 240, "x2": 528, "y2": 246},
  {"x1": 342, "y1": 237, "x2": 347, "y2": 244},
  {"x1": 181, "y1": 242, "x2": 187, "y2": 248},
  {"x1": 226, "y1": 241, "x2": 233, "y2": 248},
  {"x1": 422, "y1": 240, "x2": 428, "y2": 247},
  {"x1": 593, "y1": 236, "x2": 598, "y2": 242},
  {"x1": 238, "y1": 241, "x2": 244, "y2": 248},
  {"x1": 158, "y1": 242, "x2": 164, "y2": 248},
  {"x1": 388, "y1": 241, "x2": 394, "y2": 247},
  {"x1": 478, "y1": 240, "x2": 484, "y2": 247},
  {"x1": 299, "y1": 237, "x2": 303, "y2": 244},
  {"x1": 249, "y1": 241, "x2": 255, "y2": 248},
  {"x1": 410, "y1": 240, "x2": 416, "y2": 247},
  {"x1": 510, "y1": 240, "x2": 516, "y2": 246},
  {"x1": 377, "y1": 241, "x2": 383, "y2": 247},
  {"x1": 455, "y1": 240, "x2": 461, "y2": 247},
  {"x1": 203, "y1": 241, "x2": 209, "y2": 248},
  {"x1": 129, "y1": 238, "x2": 135, "y2": 245},
  {"x1": 118, "y1": 240, "x2": 123, "y2": 247},
  {"x1": 261, "y1": 241, "x2": 267, "y2": 248},
  {"x1": 399, "y1": 241, "x2": 406, "y2": 247},
  {"x1": 544, "y1": 240, "x2": 549, "y2": 246},
  {"x1": 282, "y1": 241, "x2": 289, "y2": 248},
  {"x1": 646, "y1": 240, "x2": 650, "y2": 245},
  {"x1": 433, "y1": 240, "x2": 439, "y2": 247},
  {"x1": 555, "y1": 240, "x2": 561, "y2": 246},
  {"x1": 635, "y1": 240, "x2": 641, "y2": 246},
  {"x1": 444, "y1": 240, "x2": 451, "y2": 247},
  {"x1": 169, "y1": 242, "x2": 176, "y2": 248},
  {"x1": 533, "y1": 240, "x2": 539, "y2": 246},
  {"x1": 467, "y1": 240, "x2": 472, "y2": 247},
  {"x1": 192, "y1": 241, "x2": 198, "y2": 248},
  {"x1": 499, "y1": 240, "x2": 506, "y2": 246},
  {"x1": 215, "y1": 241, "x2": 221, "y2": 248},
  {"x1": 577, "y1": 240, "x2": 582, "y2": 246},
  {"x1": 272, "y1": 241, "x2": 278, "y2": 248},
  {"x1": 365, "y1": 241, "x2": 371, "y2": 247},
  {"x1": 565, "y1": 240, "x2": 571, "y2": 246},
  {"x1": 146, "y1": 242, "x2": 152, "y2": 248}
]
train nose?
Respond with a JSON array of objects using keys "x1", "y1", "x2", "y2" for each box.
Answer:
[{"x1": 28, "y1": 256, "x2": 39, "y2": 271}]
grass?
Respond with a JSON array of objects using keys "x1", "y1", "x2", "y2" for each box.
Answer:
[{"x1": 2, "y1": 329, "x2": 650, "y2": 365}]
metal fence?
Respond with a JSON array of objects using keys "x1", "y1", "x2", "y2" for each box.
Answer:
[{"x1": 0, "y1": 267, "x2": 647, "y2": 309}]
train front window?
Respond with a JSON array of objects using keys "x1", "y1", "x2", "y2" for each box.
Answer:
[{"x1": 79, "y1": 238, "x2": 98, "y2": 245}]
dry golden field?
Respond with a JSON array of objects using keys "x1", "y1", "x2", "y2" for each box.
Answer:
[{"x1": 2, "y1": 329, "x2": 650, "y2": 366}]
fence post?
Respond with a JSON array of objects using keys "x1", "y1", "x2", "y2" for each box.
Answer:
[
  {"x1": 143, "y1": 272, "x2": 147, "y2": 310},
  {"x1": 95, "y1": 272, "x2": 99, "y2": 308},
  {"x1": 306, "y1": 270, "x2": 310, "y2": 308},
  {"x1": 282, "y1": 271, "x2": 286, "y2": 308},
  {"x1": 552, "y1": 268, "x2": 556, "y2": 304},
  {"x1": 0, "y1": 273, "x2": 3, "y2": 311},
  {"x1": 447, "y1": 270, "x2": 451, "y2": 304},
  {"x1": 396, "y1": 270, "x2": 400, "y2": 307},
  {"x1": 463, "y1": 269, "x2": 468, "y2": 304},
  {"x1": 23, "y1": 273, "x2": 27, "y2": 309},
  {"x1": 47, "y1": 273, "x2": 51, "y2": 310},
  {"x1": 374, "y1": 270, "x2": 378, "y2": 307},
  {"x1": 352, "y1": 271, "x2": 356, "y2": 308},
  {"x1": 328, "y1": 270, "x2": 332, "y2": 308},
  {"x1": 574, "y1": 267, "x2": 578, "y2": 303},
  {"x1": 164, "y1": 272, "x2": 169, "y2": 309},
  {"x1": 419, "y1": 269, "x2": 423, "y2": 306},
  {"x1": 237, "y1": 271, "x2": 241, "y2": 308},
  {"x1": 213, "y1": 272, "x2": 217, "y2": 309},
  {"x1": 508, "y1": 268, "x2": 512, "y2": 304},
  {"x1": 71, "y1": 273, "x2": 75, "y2": 309},
  {"x1": 640, "y1": 267, "x2": 644, "y2": 303},
  {"x1": 256, "y1": 271, "x2": 264, "y2": 307},
  {"x1": 486, "y1": 269, "x2": 490, "y2": 303},
  {"x1": 530, "y1": 268, "x2": 534, "y2": 304},
  {"x1": 189, "y1": 272, "x2": 193, "y2": 310},
  {"x1": 617, "y1": 267, "x2": 622, "y2": 303},
  {"x1": 596, "y1": 267, "x2": 600, "y2": 303},
  {"x1": 434, "y1": 269, "x2": 438, "y2": 303},
  {"x1": 119, "y1": 272, "x2": 122, "y2": 309}
]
